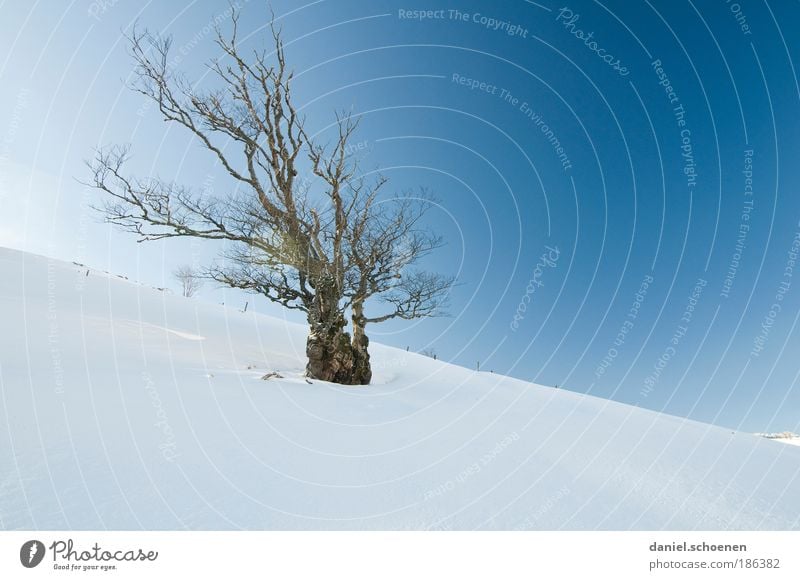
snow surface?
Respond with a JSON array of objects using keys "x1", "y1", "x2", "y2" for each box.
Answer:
[
  {"x1": 758, "y1": 434, "x2": 800, "y2": 448},
  {"x1": 1, "y1": 247, "x2": 800, "y2": 530}
]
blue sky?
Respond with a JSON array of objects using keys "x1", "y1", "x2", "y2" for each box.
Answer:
[{"x1": 1, "y1": 0, "x2": 800, "y2": 433}]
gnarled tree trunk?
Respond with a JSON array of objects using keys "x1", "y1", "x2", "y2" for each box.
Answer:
[
  {"x1": 350, "y1": 298, "x2": 372, "y2": 385},
  {"x1": 304, "y1": 282, "x2": 371, "y2": 385}
]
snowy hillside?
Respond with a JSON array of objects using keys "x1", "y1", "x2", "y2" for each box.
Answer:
[{"x1": 1, "y1": 247, "x2": 799, "y2": 530}]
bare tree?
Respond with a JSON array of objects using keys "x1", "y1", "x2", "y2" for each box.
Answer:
[
  {"x1": 86, "y1": 9, "x2": 452, "y2": 385},
  {"x1": 174, "y1": 265, "x2": 203, "y2": 297}
]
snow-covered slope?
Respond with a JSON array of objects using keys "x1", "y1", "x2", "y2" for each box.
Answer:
[{"x1": 1, "y1": 247, "x2": 799, "y2": 530}]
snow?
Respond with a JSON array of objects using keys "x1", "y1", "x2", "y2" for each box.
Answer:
[
  {"x1": 1, "y1": 246, "x2": 800, "y2": 530},
  {"x1": 757, "y1": 433, "x2": 800, "y2": 447}
]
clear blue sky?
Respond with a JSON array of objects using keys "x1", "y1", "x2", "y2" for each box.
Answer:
[{"x1": 1, "y1": 0, "x2": 800, "y2": 433}]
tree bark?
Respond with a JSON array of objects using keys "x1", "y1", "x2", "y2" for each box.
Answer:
[
  {"x1": 350, "y1": 298, "x2": 373, "y2": 385},
  {"x1": 304, "y1": 282, "x2": 371, "y2": 385},
  {"x1": 305, "y1": 320, "x2": 352, "y2": 383}
]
